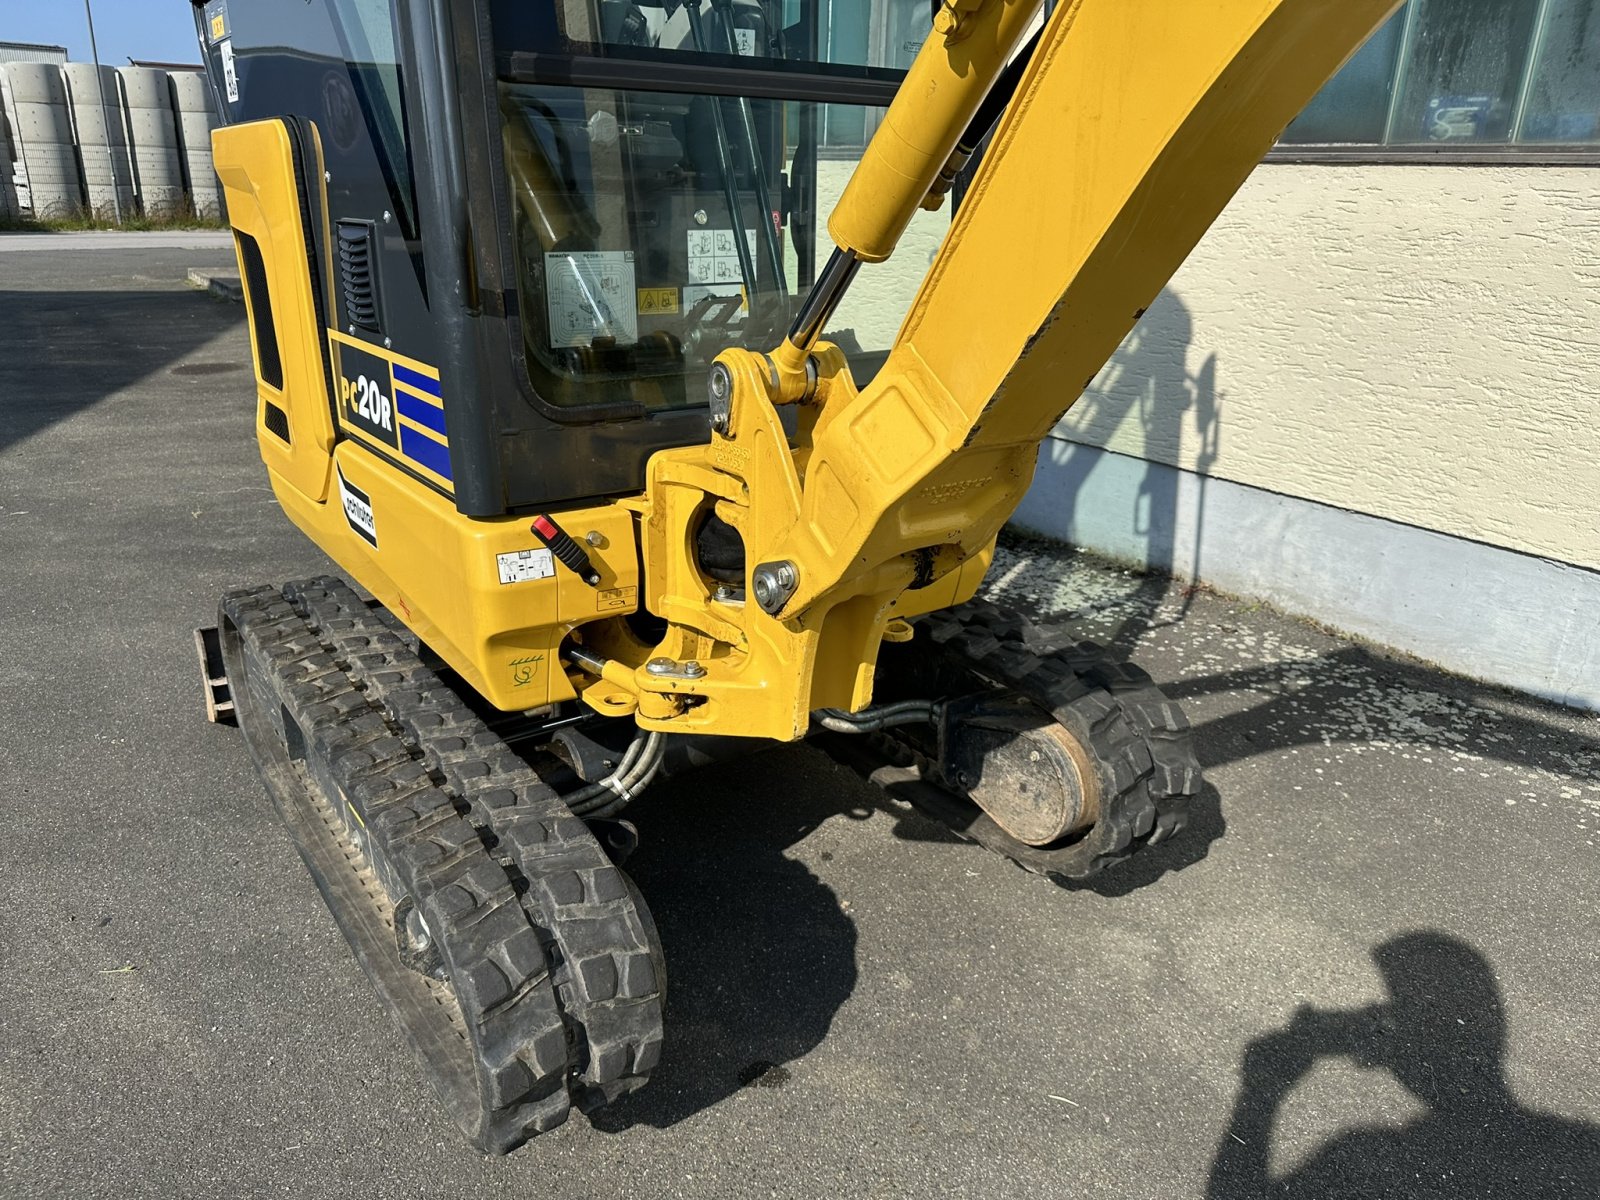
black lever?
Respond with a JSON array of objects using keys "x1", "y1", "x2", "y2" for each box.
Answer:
[{"x1": 532, "y1": 514, "x2": 602, "y2": 586}]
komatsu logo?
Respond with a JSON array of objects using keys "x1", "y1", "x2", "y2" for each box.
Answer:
[{"x1": 337, "y1": 466, "x2": 378, "y2": 548}]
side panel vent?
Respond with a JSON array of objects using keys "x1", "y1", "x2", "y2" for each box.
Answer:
[
  {"x1": 337, "y1": 220, "x2": 381, "y2": 332},
  {"x1": 235, "y1": 230, "x2": 283, "y2": 390},
  {"x1": 263, "y1": 400, "x2": 291, "y2": 443}
]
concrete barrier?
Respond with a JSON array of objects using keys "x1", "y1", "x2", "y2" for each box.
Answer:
[
  {"x1": 168, "y1": 71, "x2": 222, "y2": 219},
  {"x1": 119, "y1": 67, "x2": 186, "y2": 217},
  {"x1": 0, "y1": 100, "x2": 13, "y2": 220},
  {"x1": 61, "y1": 63, "x2": 137, "y2": 219},
  {"x1": 0, "y1": 63, "x2": 84, "y2": 219}
]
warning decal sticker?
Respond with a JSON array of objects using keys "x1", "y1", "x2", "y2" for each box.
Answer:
[
  {"x1": 204, "y1": 1, "x2": 231, "y2": 44},
  {"x1": 337, "y1": 465, "x2": 377, "y2": 548},
  {"x1": 686, "y1": 228, "x2": 758, "y2": 286},
  {"x1": 637, "y1": 287, "x2": 679, "y2": 316},
  {"x1": 219, "y1": 38, "x2": 240, "y2": 102},
  {"x1": 497, "y1": 548, "x2": 556, "y2": 585},
  {"x1": 544, "y1": 251, "x2": 637, "y2": 348}
]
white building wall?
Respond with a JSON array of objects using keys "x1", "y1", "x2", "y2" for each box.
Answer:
[
  {"x1": 1050, "y1": 163, "x2": 1600, "y2": 573},
  {"x1": 1012, "y1": 162, "x2": 1600, "y2": 708}
]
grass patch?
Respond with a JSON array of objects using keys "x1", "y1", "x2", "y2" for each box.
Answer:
[{"x1": 0, "y1": 206, "x2": 226, "y2": 234}]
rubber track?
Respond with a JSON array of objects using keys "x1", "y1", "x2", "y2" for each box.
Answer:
[
  {"x1": 222, "y1": 586, "x2": 571, "y2": 1151},
  {"x1": 221, "y1": 583, "x2": 662, "y2": 1154},
  {"x1": 878, "y1": 599, "x2": 1202, "y2": 881},
  {"x1": 282, "y1": 578, "x2": 665, "y2": 1110}
]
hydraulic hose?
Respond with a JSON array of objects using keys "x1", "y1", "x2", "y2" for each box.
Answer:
[
  {"x1": 813, "y1": 699, "x2": 940, "y2": 733},
  {"x1": 564, "y1": 728, "x2": 653, "y2": 813},
  {"x1": 575, "y1": 732, "x2": 668, "y2": 819}
]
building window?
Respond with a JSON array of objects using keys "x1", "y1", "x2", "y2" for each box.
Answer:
[{"x1": 1278, "y1": 0, "x2": 1600, "y2": 155}]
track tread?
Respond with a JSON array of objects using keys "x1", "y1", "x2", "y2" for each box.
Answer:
[
  {"x1": 890, "y1": 598, "x2": 1202, "y2": 881},
  {"x1": 221, "y1": 581, "x2": 664, "y2": 1153},
  {"x1": 282, "y1": 578, "x2": 665, "y2": 1112}
]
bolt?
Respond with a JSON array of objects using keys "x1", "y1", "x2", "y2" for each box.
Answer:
[
  {"x1": 645, "y1": 657, "x2": 678, "y2": 677},
  {"x1": 694, "y1": 209, "x2": 708, "y2": 226},
  {"x1": 584, "y1": 530, "x2": 605, "y2": 548},
  {"x1": 752, "y1": 561, "x2": 798, "y2": 614},
  {"x1": 383, "y1": 210, "x2": 392, "y2": 224},
  {"x1": 383, "y1": 337, "x2": 392, "y2": 349},
  {"x1": 683, "y1": 660, "x2": 707, "y2": 678}
]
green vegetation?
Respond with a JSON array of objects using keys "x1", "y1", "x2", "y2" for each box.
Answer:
[{"x1": 0, "y1": 205, "x2": 226, "y2": 234}]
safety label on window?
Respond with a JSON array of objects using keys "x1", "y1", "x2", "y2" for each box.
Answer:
[
  {"x1": 497, "y1": 548, "x2": 556, "y2": 585},
  {"x1": 637, "y1": 287, "x2": 679, "y2": 315},
  {"x1": 544, "y1": 251, "x2": 637, "y2": 348},
  {"x1": 204, "y1": 0, "x2": 230, "y2": 44},
  {"x1": 686, "y1": 229, "x2": 758, "y2": 286}
]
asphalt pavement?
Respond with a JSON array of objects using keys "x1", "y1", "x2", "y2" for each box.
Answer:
[{"x1": 2, "y1": 236, "x2": 1597, "y2": 1198}]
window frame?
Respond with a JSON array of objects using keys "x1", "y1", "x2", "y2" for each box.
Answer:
[{"x1": 1271, "y1": 0, "x2": 1600, "y2": 167}]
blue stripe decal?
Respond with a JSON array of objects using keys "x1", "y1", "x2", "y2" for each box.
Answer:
[
  {"x1": 401, "y1": 425, "x2": 453, "y2": 482},
  {"x1": 396, "y1": 390, "x2": 448, "y2": 437},
  {"x1": 393, "y1": 363, "x2": 442, "y2": 398}
]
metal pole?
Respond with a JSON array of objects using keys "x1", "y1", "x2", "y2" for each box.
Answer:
[{"x1": 83, "y1": 0, "x2": 124, "y2": 224}]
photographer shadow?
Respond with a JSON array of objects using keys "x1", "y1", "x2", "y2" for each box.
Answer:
[{"x1": 1208, "y1": 932, "x2": 1600, "y2": 1198}]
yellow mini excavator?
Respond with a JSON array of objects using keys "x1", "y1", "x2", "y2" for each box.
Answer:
[{"x1": 192, "y1": 0, "x2": 1400, "y2": 1152}]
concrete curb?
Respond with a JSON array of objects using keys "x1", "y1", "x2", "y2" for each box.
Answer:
[{"x1": 186, "y1": 267, "x2": 242, "y2": 302}]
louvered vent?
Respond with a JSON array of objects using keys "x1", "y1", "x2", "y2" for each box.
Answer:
[{"x1": 337, "y1": 220, "x2": 380, "y2": 332}]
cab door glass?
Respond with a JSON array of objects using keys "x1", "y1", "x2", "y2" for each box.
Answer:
[{"x1": 501, "y1": 82, "x2": 951, "y2": 410}]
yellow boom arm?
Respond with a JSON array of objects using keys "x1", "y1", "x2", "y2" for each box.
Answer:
[{"x1": 625, "y1": 0, "x2": 1401, "y2": 740}]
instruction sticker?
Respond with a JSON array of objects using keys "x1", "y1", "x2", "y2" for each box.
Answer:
[
  {"x1": 497, "y1": 548, "x2": 556, "y2": 585},
  {"x1": 637, "y1": 287, "x2": 679, "y2": 316},
  {"x1": 219, "y1": 38, "x2": 239, "y2": 102},
  {"x1": 337, "y1": 466, "x2": 377, "y2": 548},
  {"x1": 544, "y1": 251, "x2": 637, "y2": 348},
  {"x1": 686, "y1": 229, "x2": 758, "y2": 285}
]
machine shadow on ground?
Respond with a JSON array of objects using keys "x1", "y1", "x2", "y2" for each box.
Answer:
[
  {"x1": 0, "y1": 288, "x2": 243, "y2": 455},
  {"x1": 590, "y1": 743, "x2": 864, "y2": 1131},
  {"x1": 1205, "y1": 932, "x2": 1600, "y2": 1197}
]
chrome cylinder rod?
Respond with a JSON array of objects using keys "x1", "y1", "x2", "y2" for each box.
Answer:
[{"x1": 784, "y1": 245, "x2": 862, "y2": 353}]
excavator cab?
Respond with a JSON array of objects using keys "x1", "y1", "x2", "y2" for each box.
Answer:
[
  {"x1": 195, "y1": 0, "x2": 1397, "y2": 1153},
  {"x1": 194, "y1": 0, "x2": 945, "y2": 513}
]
